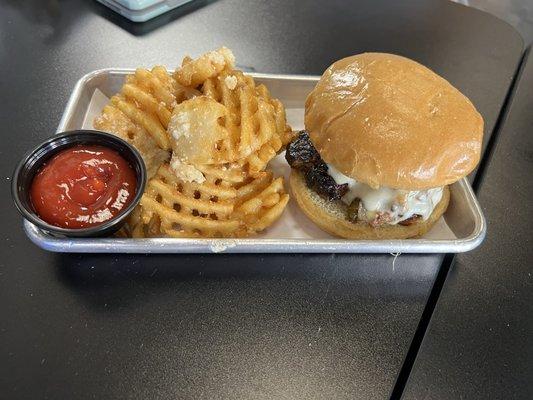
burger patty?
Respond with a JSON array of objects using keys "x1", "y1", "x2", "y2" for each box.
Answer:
[
  {"x1": 285, "y1": 131, "x2": 348, "y2": 201},
  {"x1": 286, "y1": 131, "x2": 424, "y2": 226}
]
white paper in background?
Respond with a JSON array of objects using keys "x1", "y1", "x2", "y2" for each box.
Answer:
[{"x1": 83, "y1": 89, "x2": 456, "y2": 240}]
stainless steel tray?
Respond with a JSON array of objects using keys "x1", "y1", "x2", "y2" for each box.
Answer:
[{"x1": 23, "y1": 69, "x2": 486, "y2": 253}]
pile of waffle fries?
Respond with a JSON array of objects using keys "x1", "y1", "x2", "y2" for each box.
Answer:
[{"x1": 95, "y1": 47, "x2": 293, "y2": 238}]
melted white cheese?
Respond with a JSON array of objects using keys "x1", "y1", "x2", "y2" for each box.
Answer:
[{"x1": 327, "y1": 164, "x2": 443, "y2": 225}]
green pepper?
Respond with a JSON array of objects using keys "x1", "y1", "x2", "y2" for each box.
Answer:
[{"x1": 347, "y1": 198, "x2": 361, "y2": 222}]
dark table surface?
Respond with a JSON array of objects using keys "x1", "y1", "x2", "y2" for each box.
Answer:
[
  {"x1": 0, "y1": 1, "x2": 525, "y2": 399},
  {"x1": 402, "y1": 48, "x2": 533, "y2": 400}
]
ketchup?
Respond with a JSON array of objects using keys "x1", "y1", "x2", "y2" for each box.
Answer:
[{"x1": 30, "y1": 145, "x2": 137, "y2": 229}]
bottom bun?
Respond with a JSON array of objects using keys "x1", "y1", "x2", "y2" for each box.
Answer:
[{"x1": 289, "y1": 170, "x2": 450, "y2": 239}]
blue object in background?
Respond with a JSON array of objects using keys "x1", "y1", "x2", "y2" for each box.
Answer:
[{"x1": 96, "y1": 0, "x2": 196, "y2": 22}]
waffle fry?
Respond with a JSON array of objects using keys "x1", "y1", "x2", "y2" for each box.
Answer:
[
  {"x1": 174, "y1": 47, "x2": 235, "y2": 87},
  {"x1": 97, "y1": 47, "x2": 293, "y2": 239},
  {"x1": 232, "y1": 173, "x2": 290, "y2": 236},
  {"x1": 94, "y1": 103, "x2": 169, "y2": 178},
  {"x1": 94, "y1": 66, "x2": 178, "y2": 176},
  {"x1": 169, "y1": 70, "x2": 294, "y2": 170},
  {"x1": 129, "y1": 164, "x2": 288, "y2": 238}
]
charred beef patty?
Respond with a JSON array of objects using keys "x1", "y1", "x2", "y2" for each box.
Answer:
[
  {"x1": 285, "y1": 131, "x2": 348, "y2": 201},
  {"x1": 286, "y1": 131, "x2": 425, "y2": 225}
]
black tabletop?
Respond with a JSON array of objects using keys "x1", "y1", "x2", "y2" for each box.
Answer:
[
  {"x1": 402, "y1": 47, "x2": 533, "y2": 400},
  {"x1": 0, "y1": 1, "x2": 524, "y2": 399}
]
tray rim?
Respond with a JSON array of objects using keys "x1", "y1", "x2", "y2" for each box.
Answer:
[{"x1": 22, "y1": 69, "x2": 487, "y2": 253}]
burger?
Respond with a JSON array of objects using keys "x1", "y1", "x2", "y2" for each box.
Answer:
[{"x1": 286, "y1": 53, "x2": 484, "y2": 239}]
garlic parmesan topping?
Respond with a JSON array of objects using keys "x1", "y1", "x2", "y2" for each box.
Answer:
[
  {"x1": 224, "y1": 75, "x2": 238, "y2": 90},
  {"x1": 170, "y1": 156, "x2": 205, "y2": 184},
  {"x1": 168, "y1": 111, "x2": 191, "y2": 141}
]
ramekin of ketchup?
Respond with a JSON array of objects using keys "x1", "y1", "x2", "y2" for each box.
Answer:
[{"x1": 12, "y1": 131, "x2": 146, "y2": 237}]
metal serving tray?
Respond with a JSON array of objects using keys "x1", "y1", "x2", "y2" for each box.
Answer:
[{"x1": 23, "y1": 69, "x2": 486, "y2": 253}]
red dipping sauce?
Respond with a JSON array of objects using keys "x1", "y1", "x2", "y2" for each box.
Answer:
[{"x1": 30, "y1": 145, "x2": 137, "y2": 229}]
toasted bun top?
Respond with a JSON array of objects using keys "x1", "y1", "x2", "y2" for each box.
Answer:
[{"x1": 305, "y1": 53, "x2": 484, "y2": 190}]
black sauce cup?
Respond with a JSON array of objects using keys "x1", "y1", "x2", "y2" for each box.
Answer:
[{"x1": 12, "y1": 130, "x2": 147, "y2": 237}]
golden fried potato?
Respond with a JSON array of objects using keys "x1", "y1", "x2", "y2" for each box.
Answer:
[
  {"x1": 100, "y1": 47, "x2": 293, "y2": 239},
  {"x1": 94, "y1": 65, "x2": 179, "y2": 177},
  {"x1": 174, "y1": 47, "x2": 235, "y2": 87},
  {"x1": 168, "y1": 96, "x2": 231, "y2": 165},
  {"x1": 130, "y1": 164, "x2": 289, "y2": 238},
  {"x1": 111, "y1": 96, "x2": 170, "y2": 150},
  {"x1": 168, "y1": 70, "x2": 293, "y2": 171},
  {"x1": 94, "y1": 104, "x2": 169, "y2": 178}
]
